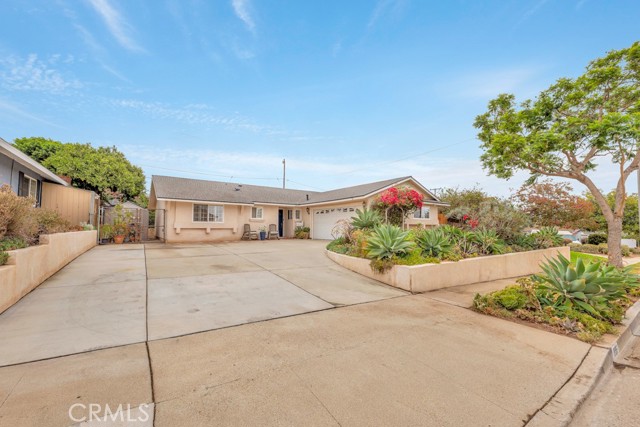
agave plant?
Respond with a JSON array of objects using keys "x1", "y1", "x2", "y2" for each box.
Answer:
[
  {"x1": 474, "y1": 228, "x2": 506, "y2": 255},
  {"x1": 415, "y1": 228, "x2": 452, "y2": 257},
  {"x1": 533, "y1": 227, "x2": 564, "y2": 249},
  {"x1": 534, "y1": 254, "x2": 628, "y2": 317},
  {"x1": 351, "y1": 208, "x2": 382, "y2": 230},
  {"x1": 366, "y1": 224, "x2": 415, "y2": 260}
]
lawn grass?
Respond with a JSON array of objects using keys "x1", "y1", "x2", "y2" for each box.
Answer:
[{"x1": 570, "y1": 251, "x2": 606, "y2": 265}]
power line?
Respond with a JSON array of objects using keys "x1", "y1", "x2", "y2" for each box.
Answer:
[
  {"x1": 335, "y1": 138, "x2": 476, "y2": 176},
  {"x1": 286, "y1": 179, "x2": 325, "y2": 191}
]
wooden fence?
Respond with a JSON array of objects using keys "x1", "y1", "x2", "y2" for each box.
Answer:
[{"x1": 41, "y1": 183, "x2": 99, "y2": 226}]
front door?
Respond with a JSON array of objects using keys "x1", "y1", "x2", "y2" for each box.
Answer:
[{"x1": 278, "y1": 209, "x2": 284, "y2": 237}]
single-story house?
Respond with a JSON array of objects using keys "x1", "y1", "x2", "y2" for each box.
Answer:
[
  {"x1": 149, "y1": 175, "x2": 448, "y2": 242},
  {"x1": 0, "y1": 136, "x2": 68, "y2": 206},
  {"x1": 0, "y1": 137, "x2": 99, "y2": 226}
]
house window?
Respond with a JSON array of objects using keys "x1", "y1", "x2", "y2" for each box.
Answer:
[
  {"x1": 287, "y1": 210, "x2": 292, "y2": 220},
  {"x1": 19, "y1": 174, "x2": 38, "y2": 199},
  {"x1": 295, "y1": 209, "x2": 301, "y2": 220},
  {"x1": 193, "y1": 204, "x2": 224, "y2": 223},
  {"x1": 414, "y1": 206, "x2": 430, "y2": 219},
  {"x1": 251, "y1": 207, "x2": 263, "y2": 219}
]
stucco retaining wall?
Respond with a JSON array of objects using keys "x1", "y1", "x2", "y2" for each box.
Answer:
[
  {"x1": 326, "y1": 246, "x2": 571, "y2": 293},
  {"x1": 0, "y1": 230, "x2": 97, "y2": 313}
]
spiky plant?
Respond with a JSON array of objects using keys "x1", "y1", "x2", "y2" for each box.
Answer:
[
  {"x1": 350, "y1": 208, "x2": 382, "y2": 230},
  {"x1": 534, "y1": 254, "x2": 629, "y2": 318},
  {"x1": 474, "y1": 228, "x2": 506, "y2": 255},
  {"x1": 415, "y1": 228, "x2": 452, "y2": 258},
  {"x1": 533, "y1": 227, "x2": 564, "y2": 249},
  {"x1": 366, "y1": 224, "x2": 415, "y2": 260}
]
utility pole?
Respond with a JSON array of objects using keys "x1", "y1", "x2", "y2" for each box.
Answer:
[{"x1": 282, "y1": 159, "x2": 286, "y2": 189}]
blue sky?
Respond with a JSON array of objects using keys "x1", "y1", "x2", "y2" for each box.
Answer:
[{"x1": 0, "y1": 0, "x2": 638, "y2": 196}]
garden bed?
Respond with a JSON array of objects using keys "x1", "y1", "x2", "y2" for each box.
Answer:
[
  {"x1": 0, "y1": 230, "x2": 97, "y2": 313},
  {"x1": 326, "y1": 246, "x2": 570, "y2": 293}
]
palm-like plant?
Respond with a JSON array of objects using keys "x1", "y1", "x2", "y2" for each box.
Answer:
[
  {"x1": 366, "y1": 224, "x2": 415, "y2": 259},
  {"x1": 534, "y1": 254, "x2": 628, "y2": 317},
  {"x1": 351, "y1": 208, "x2": 382, "y2": 230},
  {"x1": 415, "y1": 228, "x2": 452, "y2": 257}
]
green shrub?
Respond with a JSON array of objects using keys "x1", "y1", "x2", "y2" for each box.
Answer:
[
  {"x1": 587, "y1": 233, "x2": 607, "y2": 245},
  {"x1": 395, "y1": 249, "x2": 440, "y2": 266},
  {"x1": 622, "y1": 245, "x2": 631, "y2": 257},
  {"x1": 369, "y1": 257, "x2": 395, "y2": 274},
  {"x1": 366, "y1": 224, "x2": 415, "y2": 260},
  {"x1": 571, "y1": 243, "x2": 600, "y2": 254},
  {"x1": 414, "y1": 228, "x2": 452, "y2": 258},
  {"x1": 508, "y1": 233, "x2": 536, "y2": 250},
  {"x1": 327, "y1": 238, "x2": 350, "y2": 254},
  {"x1": 0, "y1": 251, "x2": 8, "y2": 266},
  {"x1": 0, "y1": 237, "x2": 28, "y2": 251},
  {"x1": 493, "y1": 286, "x2": 528, "y2": 310},
  {"x1": 350, "y1": 208, "x2": 382, "y2": 230}
]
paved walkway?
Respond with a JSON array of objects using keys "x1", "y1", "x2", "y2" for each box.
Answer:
[{"x1": 0, "y1": 241, "x2": 595, "y2": 426}]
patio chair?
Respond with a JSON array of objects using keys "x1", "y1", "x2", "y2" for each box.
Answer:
[
  {"x1": 267, "y1": 224, "x2": 279, "y2": 240},
  {"x1": 241, "y1": 224, "x2": 258, "y2": 240}
]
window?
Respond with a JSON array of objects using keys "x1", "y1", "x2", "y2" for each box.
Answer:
[
  {"x1": 193, "y1": 204, "x2": 224, "y2": 223},
  {"x1": 19, "y1": 174, "x2": 38, "y2": 199},
  {"x1": 295, "y1": 209, "x2": 301, "y2": 220},
  {"x1": 251, "y1": 207, "x2": 263, "y2": 219},
  {"x1": 414, "y1": 206, "x2": 430, "y2": 219},
  {"x1": 287, "y1": 210, "x2": 292, "y2": 220}
]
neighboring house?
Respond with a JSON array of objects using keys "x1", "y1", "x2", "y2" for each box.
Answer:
[
  {"x1": 0, "y1": 137, "x2": 68, "y2": 206},
  {"x1": 149, "y1": 175, "x2": 448, "y2": 242},
  {"x1": 0, "y1": 137, "x2": 99, "y2": 226}
]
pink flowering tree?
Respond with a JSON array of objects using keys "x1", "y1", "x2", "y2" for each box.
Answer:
[{"x1": 373, "y1": 187, "x2": 424, "y2": 228}]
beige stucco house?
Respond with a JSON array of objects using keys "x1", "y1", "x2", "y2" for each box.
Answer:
[{"x1": 149, "y1": 175, "x2": 447, "y2": 242}]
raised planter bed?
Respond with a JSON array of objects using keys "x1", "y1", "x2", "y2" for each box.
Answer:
[
  {"x1": 0, "y1": 230, "x2": 97, "y2": 313},
  {"x1": 326, "y1": 246, "x2": 571, "y2": 293}
]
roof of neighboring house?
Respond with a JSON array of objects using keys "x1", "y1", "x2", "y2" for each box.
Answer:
[
  {"x1": 151, "y1": 175, "x2": 448, "y2": 207},
  {"x1": 0, "y1": 137, "x2": 68, "y2": 186}
]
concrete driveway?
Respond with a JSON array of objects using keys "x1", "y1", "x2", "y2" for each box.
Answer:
[
  {"x1": 0, "y1": 240, "x2": 405, "y2": 366},
  {"x1": 0, "y1": 240, "x2": 593, "y2": 426}
]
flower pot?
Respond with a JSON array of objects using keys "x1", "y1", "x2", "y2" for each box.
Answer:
[
  {"x1": 259, "y1": 231, "x2": 267, "y2": 240},
  {"x1": 113, "y1": 235, "x2": 125, "y2": 244}
]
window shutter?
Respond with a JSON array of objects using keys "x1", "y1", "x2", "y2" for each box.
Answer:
[
  {"x1": 36, "y1": 179, "x2": 42, "y2": 207},
  {"x1": 17, "y1": 172, "x2": 24, "y2": 196}
]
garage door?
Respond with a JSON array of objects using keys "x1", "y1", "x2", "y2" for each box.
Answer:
[{"x1": 312, "y1": 206, "x2": 360, "y2": 240}]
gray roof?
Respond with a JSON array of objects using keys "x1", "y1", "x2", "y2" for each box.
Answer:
[
  {"x1": 0, "y1": 137, "x2": 68, "y2": 186},
  {"x1": 151, "y1": 175, "x2": 443, "y2": 206}
]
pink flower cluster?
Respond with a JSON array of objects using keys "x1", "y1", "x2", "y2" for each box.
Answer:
[
  {"x1": 376, "y1": 187, "x2": 424, "y2": 209},
  {"x1": 462, "y1": 214, "x2": 479, "y2": 229}
]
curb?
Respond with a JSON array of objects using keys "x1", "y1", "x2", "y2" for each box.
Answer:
[{"x1": 526, "y1": 298, "x2": 640, "y2": 426}]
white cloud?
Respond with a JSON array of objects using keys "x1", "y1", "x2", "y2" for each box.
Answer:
[
  {"x1": 87, "y1": 0, "x2": 144, "y2": 52},
  {"x1": 0, "y1": 54, "x2": 82, "y2": 94},
  {"x1": 0, "y1": 98, "x2": 63, "y2": 128},
  {"x1": 231, "y1": 0, "x2": 256, "y2": 33},
  {"x1": 368, "y1": 0, "x2": 406, "y2": 29}
]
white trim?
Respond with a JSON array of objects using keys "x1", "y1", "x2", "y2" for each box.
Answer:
[
  {"x1": 22, "y1": 174, "x2": 38, "y2": 198},
  {"x1": 192, "y1": 203, "x2": 224, "y2": 223},
  {"x1": 251, "y1": 206, "x2": 264, "y2": 219}
]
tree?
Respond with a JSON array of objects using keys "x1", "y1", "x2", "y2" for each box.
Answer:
[
  {"x1": 512, "y1": 180, "x2": 598, "y2": 230},
  {"x1": 14, "y1": 137, "x2": 62, "y2": 163},
  {"x1": 588, "y1": 191, "x2": 639, "y2": 238},
  {"x1": 439, "y1": 187, "x2": 530, "y2": 241},
  {"x1": 14, "y1": 137, "x2": 146, "y2": 200},
  {"x1": 474, "y1": 42, "x2": 640, "y2": 267}
]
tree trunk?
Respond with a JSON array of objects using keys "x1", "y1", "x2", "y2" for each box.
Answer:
[{"x1": 607, "y1": 216, "x2": 624, "y2": 267}]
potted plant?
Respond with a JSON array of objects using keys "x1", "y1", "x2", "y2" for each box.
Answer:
[
  {"x1": 259, "y1": 226, "x2": 267, "y2": 240},
  {"x1": 112, "y1": 222, "x2": 127, "y2": 244},
  {"x1": 100, "y1": 224, "x2": 114, "y2": 244}
]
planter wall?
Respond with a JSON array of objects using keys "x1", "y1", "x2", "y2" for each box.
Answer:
[
  {"x1": 0, "y1": 230, "x2": 97, "y2": 313},
  {"x1": 326, "y1": 246, "x2": 571, "y2": 293}
]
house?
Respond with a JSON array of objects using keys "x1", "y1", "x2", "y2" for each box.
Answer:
[
  {"x1": 0, "y1": 137, "x2": 68, "y2": 205},
  {"x1": 0, "y1": 137, "x2": 99, "y2": 226},
  {"x1": 149, "y1": 175, "x2": 448, "y2": 242}
]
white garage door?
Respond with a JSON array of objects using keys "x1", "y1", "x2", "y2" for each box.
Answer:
[{"x1": 312, "y1": 206, "x2": 360, "y2": 240}]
